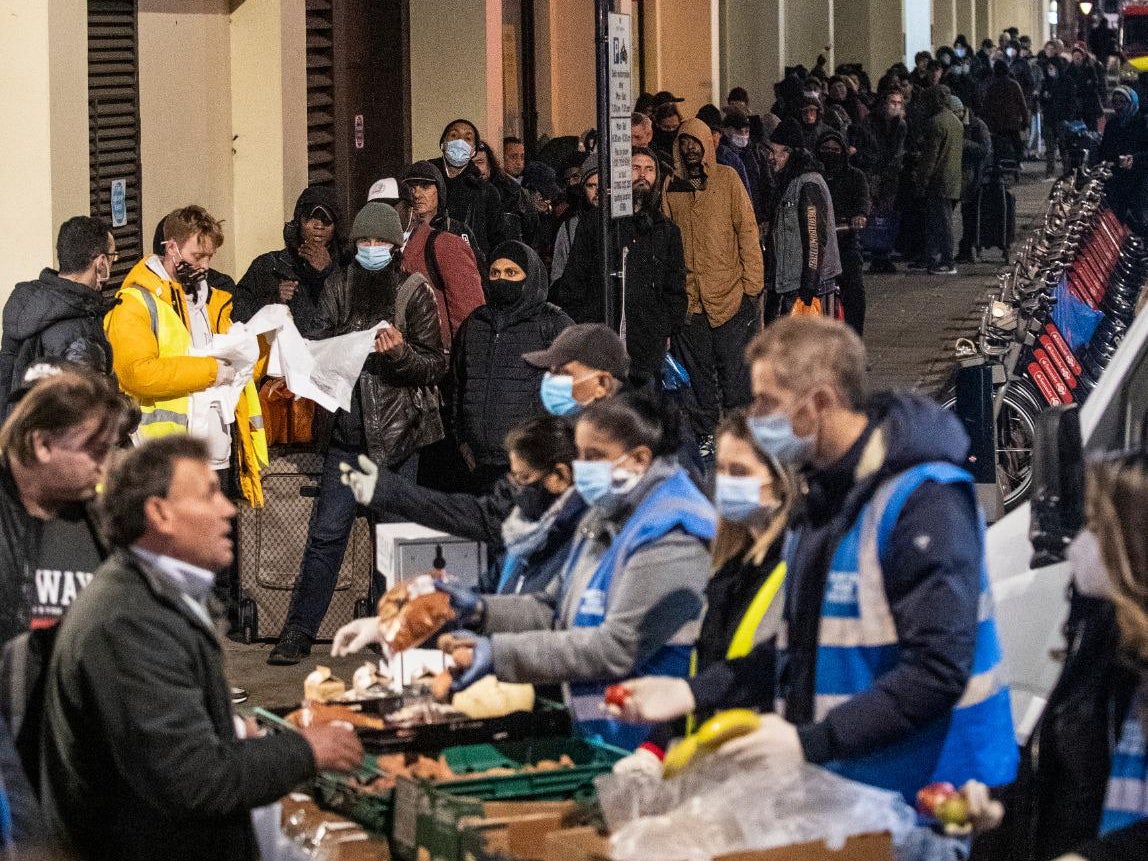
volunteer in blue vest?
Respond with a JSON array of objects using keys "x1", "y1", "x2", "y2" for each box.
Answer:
[
  {"x1": 704, "y1": 315, "x2": 1018, "y2": 802},
  {"x1": 607, "y1": 409, "x2": 796, "y2": 775},
  {"x1": 436, "y1": 389, "x2": 714, "y2": 749}
]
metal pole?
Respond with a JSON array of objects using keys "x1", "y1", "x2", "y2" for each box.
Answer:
[{"x1": 595, "y1": 0, "x2": 616, "y2": 330}]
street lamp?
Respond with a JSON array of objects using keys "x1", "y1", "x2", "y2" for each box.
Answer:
[{"x1": 1079, "y1": 1, "x2": 1093, "y2": 14}]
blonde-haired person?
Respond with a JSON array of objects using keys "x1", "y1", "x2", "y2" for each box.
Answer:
[
  {"x1": 1022, "y1": 452, "x2": 1148, "y2": 861},
  {"x1": 609, "y1": 410, "x2": 795, "y2": 774}
]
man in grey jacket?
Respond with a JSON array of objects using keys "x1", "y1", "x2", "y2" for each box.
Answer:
[{"x1": 41, "y1": 436, "x2": 363, "y2": 861}]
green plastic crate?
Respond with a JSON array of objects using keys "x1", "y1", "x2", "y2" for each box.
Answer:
[{"x1": 392, "y1": 737, "x2": 625, "y2": 861}]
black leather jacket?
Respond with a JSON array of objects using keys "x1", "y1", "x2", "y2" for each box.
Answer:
[{"x1": 311, "y1": 262, "x2": 448, "y2": 465}]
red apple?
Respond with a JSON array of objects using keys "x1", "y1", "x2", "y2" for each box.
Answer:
[{"x1": 916, "y1": 782, "x2": 958, "y2": 817}]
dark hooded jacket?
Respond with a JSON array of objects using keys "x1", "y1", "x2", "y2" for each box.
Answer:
[
  {"x1": 549, "y1": 148, "x2": 688, "y2": 381},
  {"x1": 782, "y1": 393, "x2": 985, "y2": 766},
  {"x1": 912, "y1": 87, "x2": 965, "y2": 200},
  {"x1": 311, "y1": 255, "x2": 448, "y2": 466},
  {"x1": 1099, "y1": 95, "x2": 1148, "y2": 225},
  {"x1": 817, "y1": 130, "x2": 871, "y2": 264},
  {"x1": 0, "y1": 269, "x2": 116, "y2": 408},
  {"x1": 452, "y1": 242, "x2": 572, "y2": 470},
  {"x1": 429, "y1": 121, "x2": 508, "y2": 257},
  {"x1": 233, "y1": 186, "x2": 347, "y2": 337}
]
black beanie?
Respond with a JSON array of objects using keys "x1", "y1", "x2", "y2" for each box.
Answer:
[
  {"x1": 770, "y1": 120, "x2": 805, "y2": 150},
  {"x1": 488, "y1": 240, "x2": 533, "y2": 275}
]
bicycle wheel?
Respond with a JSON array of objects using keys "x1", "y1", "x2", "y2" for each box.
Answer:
[{"x1": 939, "y1": 378, "x2": 1043, "y2": 511}]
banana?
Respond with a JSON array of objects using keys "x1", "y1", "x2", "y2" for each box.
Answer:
[
  {"x1": 693, "y1": 709, "x2": 762, "y2": 751},
  {"x1": 661, "y1": 735, "x2": 698, "y2": 778}
]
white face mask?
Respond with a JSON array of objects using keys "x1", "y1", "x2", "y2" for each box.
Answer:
[{"x1": 1066, "y1": 528, "x2": 1111, "y2": 599}]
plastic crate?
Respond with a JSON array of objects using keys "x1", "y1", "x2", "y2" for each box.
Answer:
[
  {"x1": 311, "y1": 758, "x2": 394, "y2": 835},
  {"x1": 392, "y1": 737, "x2": 625, "y2": 861}
]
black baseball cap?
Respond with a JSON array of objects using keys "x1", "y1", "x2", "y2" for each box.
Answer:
[
  {"x1": 652, "y1": 90, "x2": 685, "y2": 107},
  {"x1": 522, "y1": 323, "x2": 630, "y2": 381}
]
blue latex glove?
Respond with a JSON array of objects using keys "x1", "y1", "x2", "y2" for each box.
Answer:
[
  {"x1": 450, "y1": 631, "x2": 493, "y2": 692},
  {"x1": 434, "y1": 579, "x2": 483, "y2": 626}
]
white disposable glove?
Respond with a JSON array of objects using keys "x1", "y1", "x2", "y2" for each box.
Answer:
[
  {"x1": 339, "y1": 454, "x2": 379, "y2": 505},
  {"x1": 611, "y1": 746, "x2": 664, "y2": 778},
  {"x1": 331, "y1": 617, "x2": 382, "y2": 657},
  {"x1": 713, "y1": 713, "x2": 805, "y2": 773},
  {"x1": 214, "y1": 359, "x2": 236, "y2": 386},
  {"x1": 606, "y1": 677, "x2": 696, "y2": 723},
  {"x1": 961, "y1": 780, "x2": 1005, "y2": 834}
]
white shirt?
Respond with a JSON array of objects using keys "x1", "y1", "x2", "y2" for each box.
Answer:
[{"x1": 131, "y1": 546, "x2": 216, "y2": 629}]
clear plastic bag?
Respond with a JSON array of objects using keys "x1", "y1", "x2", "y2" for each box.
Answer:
[{"x1": 603, "y1": 763, "x2": 917, "y2": 861}]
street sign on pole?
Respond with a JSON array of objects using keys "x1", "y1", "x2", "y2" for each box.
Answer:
[
  {"x1": 607, "y1": 12, "x2": 632, "y2": 218},
  {"x1": 110, "y1": 179, "x2": 127, "y2": 228}
]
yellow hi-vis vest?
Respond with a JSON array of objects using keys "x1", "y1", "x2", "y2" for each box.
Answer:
[{"x1": 122, "y1": 285, "x2": 268, "y2": 507}]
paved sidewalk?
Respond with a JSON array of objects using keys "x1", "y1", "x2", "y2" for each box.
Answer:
[{"x1": 865, "y1": 164, "x2": 1052, "y2": 394}]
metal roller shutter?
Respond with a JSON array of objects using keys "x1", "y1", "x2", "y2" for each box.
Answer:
[
  {"x1": 307, "y1": 0, "x2": 336, "y2": 187},
  {"x1": 88, "y1": 0, "x2": 143, "y2": 288}
]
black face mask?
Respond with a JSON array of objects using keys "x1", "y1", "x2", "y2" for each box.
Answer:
[
  {"x1": 818, "y1": 151, "x2": 845, "y2": 173},
  {"x1": 485, "y1": 277, "x2": 523, "y2": 307},
  {"x1": 513, "y1": 479, "x2": 558, "y2": 522},
  {"x1": 174, "y1": 260, "x2": 206, "y2": 294}
]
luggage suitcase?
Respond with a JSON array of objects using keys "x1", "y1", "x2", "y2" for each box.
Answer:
[
  {"x1": 237, "y1": 448, "x2": 375, "y2": 642},
  {"x1": 975, "y1": 176, "x2": 1016, "y2": 261}
]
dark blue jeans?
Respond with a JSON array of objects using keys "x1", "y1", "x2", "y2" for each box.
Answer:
[
  {"x1": 925, "y1": 194, "x2": 957, "y2": 268},
  {"x1": 285, "y1": 443, "x2": 416, "y2": 639}
]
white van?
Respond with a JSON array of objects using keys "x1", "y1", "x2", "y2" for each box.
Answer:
[{"x1": 988, "y1": 301, "x2": 1148, "y2": 740}]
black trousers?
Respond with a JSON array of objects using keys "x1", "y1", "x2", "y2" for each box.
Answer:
[
  {"x1": 837, "y1": 233, "x2": 866, "y2": 336},
  {"x1": 671, "y1": 295, "x2": 758, "y2": 439}
]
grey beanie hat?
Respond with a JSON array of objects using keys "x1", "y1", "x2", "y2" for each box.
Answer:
[
  {"x1": 581, "y1": 153, "x2": 601, "y2": 182},
  {"x1": 350, "y1": 201, "x2": 404, "y2": 244}
]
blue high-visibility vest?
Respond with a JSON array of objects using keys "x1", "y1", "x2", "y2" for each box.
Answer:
[
  {"x1": 1100, "y1": 683, "x2": 1148, "y2": 835},
  {"x1": 805, "y1": 461, "x2": 1019, "y2": 802}
]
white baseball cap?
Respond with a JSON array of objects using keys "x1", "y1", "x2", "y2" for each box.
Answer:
[{"x1": 367, "y1": 177, "x2": 400, "y2": 202}]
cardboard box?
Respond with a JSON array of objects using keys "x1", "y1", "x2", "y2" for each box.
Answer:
[
  {"x1": 715, "y1": 831, "x2": 893, "y2": 861},
  {"x1": 542, "y1": 826, "x2": 611, "y2": 861},
  {"x1": 280, "y1": 793, "x2": 393, "y2": 861}
]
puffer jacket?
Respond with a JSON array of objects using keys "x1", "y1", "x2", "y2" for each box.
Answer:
[
  {"x1": 0, "y1": 269, "x2": 116, "y2": 408},
  {"x1": 311, "y1": 261, "x2": 448, "y2": 466},
  {"x1": 428, "y1": 158, "x2": 507, "y2": 256},
  {"x1": 661, "y1": 117, "x2": 764, "y2": 328},
  {"x1": 452, "y1": 242, "x2": 571, "y2": 469}
]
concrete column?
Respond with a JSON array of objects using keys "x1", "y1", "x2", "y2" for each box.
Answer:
[
  {"x1": 833, "y1": 0, "x2": 905, "y2": 79},
  {"x1": 0, "y1": 0, "x2": 89, "y2": 303},
  {"x1": 230, "y1": 0, "x2": 308, "y2": 277},
  {"x1": 934, "y1": 0, "x2": 958, "y2": 47},
  {"x1": 786, "y1": 0, "x2": 833, "y2": 71},
  {"x1": 409, "y1": 0, "x2": 504, "y2": 159},
  {"x1": 642, "y1": 0, "x2": 717, "y2": 116},
  {"x1": 720, "y1": 0, "x2": 785, "y2": 113},
  {"x1": 956, "y1": 0, "x2": 977, "y2": 42},
  {"x1": 137, "y1": 0, "x2": 236, "y2": 274},
  {"x1": 534, "y1": 0, "x2": 596, "y2": 139},
  {"x1": 976, "y1": 0, "x2": 993, "y2": 42}
]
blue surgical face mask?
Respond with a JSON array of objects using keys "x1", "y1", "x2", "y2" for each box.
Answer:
[
  {"x1": 443, "y1": 139, "x2": 474, "y2": 168},
  {"x1": 728, "y1": 132, "x2": 750, "y2": 149},
  {"x1": 954, "y1": 46, "x2": 967, "y2": 58},
  {"x1": 356, "y1": 244, "x2": 392, "y2": 271},
  {"x1": 714, "y1": 474, "x2": 774, "y2": 523},
  {"x1": 573, "y1": 454, "x2": 642, "y2": 508},
  {"x1": 747, "y1": 410, "x2": 816, "y2": 466},
  {"x1": 540, "y1": 371, "x2": 598, "y2": 417}
]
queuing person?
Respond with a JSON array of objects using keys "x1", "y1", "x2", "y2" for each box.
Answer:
[
  {"x1": 955, "y1": 96, "x2": 994, "y2": 264},
  {"x1": 549, "y1": 155, "x2": 589, "y2": 285},
  {"x1": 521, "y1": 161, "x2": 568, "y2": 269},
  {"x1": 451, "y1": 241, "x2": 572, "y2": 495},
  {"x1": 473, "y1": 140, "x2": 538, "y2": 245},
  {"x1": 1037, "y1": 47, "x2": 1074, "y2": 178},
  {"x1": 41, "y1": 436, "x2": 363, "y2": 861},
  {"x1": 106, "y1": 206, "x2": 268, "y2": 507},
  {"x1": 981, "y1": 60, "x2": 1031, "y2": 164},
  {"x1": 0, "y1": 217, "x2": 117, "y2": 406},
  {"x1": 911, "y1": 85, "x2": 964, "y2": 276},
  {"x1": 853, "y1": 87, "x2": 908, "y2": 274},
  {"x1": 693, "y1": 316, "x2": 1019, "y2": 802},
  {"x1": 268, "y1": 202, "x2": 448, "y2": 665},
  {"x1": 502, "y1": 136, "x2": 527, "y2": 181},
  {"x1": 390, "y1": 184, "x2": 484, "y2": 353},
  {"x1": 232, "y1": 186, "x2": 345, "y2": 337},
  {"x1": 777, "y1": 96, "x2": 831, "y2": 153},
  {"x1": 631, "y1": 111, "x2": 653, "y2": 148},
  {"x1": 1099, "y1": 86, "x2": 1148, "y2": 228},
  {"x1": 400, "y1": 160, "x2": 482, "y2": 259},
  {"x1": 662, "y1": 117, "x2": 763, "y2": 450},
  {"x1": 651, "y1": 101, "x2": 683, "y2": 166},
  {"x1": 608, "y1": 410, "x2": 795, "y2": 774},
  {"x1": 1068, "y1": 44, "x2": 1106, "y2": 133},
  {"x1": 551, "y1": 150, "x2": 687, "y2": 383},
  {"x1": 332, "y1": 415, "x2": 583, "y2": 643},
  {"x1": 434, "y1": 390, "x2": 714, "y2": 750},
  {"x1": 429, "y1": 118, "x2": 507, "y2": 256},
  {"x1": 909, "y1": 50, "x2": 934, "y2": 93},
  {"x1": 763, "y1": 123, "x2": 841, "y2": 318},
  {"x1": 816, "y1": 130, "x2": 870, "y2": 335},
  {"x1": 700, "y1": 104, "x2": 753, "y2": 194},
  {"x1": 548, "y1": 155, "x2": 600, "y2": 320},
  {"x1": 720, "y1": 110, "x2": 766, "y2": 219}
]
